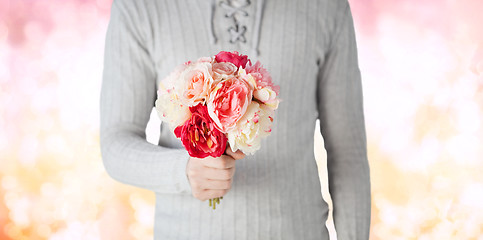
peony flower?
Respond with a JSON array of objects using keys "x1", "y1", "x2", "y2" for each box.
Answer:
[
  {"x1": 207, "y1": 77, "x2": 253, "y2": 132},
  {"x1": 174, "y1": 105, "x2": 227, "y2": 158},
  {"x1": 246, "y1": 61, "x2": 280, "y2": 94},
  {"x1": 155, "y1": 87, "x2": 191, "y2": 129},
  {"x1": 214, "y1": 51, "x2": 250, "y2": 69},
  {"x1": 155, "y1": 65, "x2": 192, "y2": 128},
  {"x1": 227, "y1": 102, "x2": 274, "y2": 154}
]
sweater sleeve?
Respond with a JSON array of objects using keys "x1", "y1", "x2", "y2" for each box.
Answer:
[
  {"x1": 316, "y1": 2, "x2": 371, "y2": 239},
  {"x1": 100, "y1": 0, "x2": 191, "y2": 195}
]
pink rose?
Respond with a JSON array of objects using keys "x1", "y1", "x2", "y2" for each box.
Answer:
[
  {"x1": 246, "y1": 61, "x2": 280, "y2": 94},
  {"x1": 179, "y1": 62, "x2": 214, "y2": 106},
  {"x1": 174, "y1": 105, "x2": 227, "y2": 158},
  {"x1": 470, "y1": 45, "x2": 483, "y2": 75},
  {"x1": 212, "y1": 62, "x2": 238, "y2": 81},
  {"x1": 207, "y1": 77, "x2": 253, "y2": 132},
  {"x1": 196, "y1": 56, "x2": 213, "y2": 63},
  {"x1": 214, "y1": 51, "x2": 250, "y2": 69}
]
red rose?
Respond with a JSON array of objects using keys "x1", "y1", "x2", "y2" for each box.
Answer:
[
  {"x1": 214, "y1": 51, "x2": 250, "y2": 69},
  {"x1": 174, "y1": 105, "x2": 227, "y2": 158}
]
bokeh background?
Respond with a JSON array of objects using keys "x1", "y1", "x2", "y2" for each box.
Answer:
[{"x1": 1, "y1": 0, "x2": 483, "y2": 239}]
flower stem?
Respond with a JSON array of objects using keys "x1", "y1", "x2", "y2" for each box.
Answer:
[{"x1": 209, "y1": 197, "x2": 223, "y2": 210}]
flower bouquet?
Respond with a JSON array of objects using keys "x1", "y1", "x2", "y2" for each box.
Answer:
[{"x1": 155, "y1": 51, "x2": 280, "y2": 209}]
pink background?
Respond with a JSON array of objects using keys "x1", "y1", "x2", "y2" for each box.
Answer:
[{"x1": 1, "y1": 0, "x2": 482, "y2": 239}]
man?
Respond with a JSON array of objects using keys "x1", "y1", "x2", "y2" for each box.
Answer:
[{"x1": 100, "y1": 0, "x2": 371, "y2": 239}]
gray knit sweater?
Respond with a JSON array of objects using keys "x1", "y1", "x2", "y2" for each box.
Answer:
[{"x1": 100, "y1": 0, "x2": 370, "y2": 239}]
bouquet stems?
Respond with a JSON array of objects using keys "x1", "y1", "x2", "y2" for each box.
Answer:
[{"x1": 209, "y1": 196, "x2": 223, "y2": 210}]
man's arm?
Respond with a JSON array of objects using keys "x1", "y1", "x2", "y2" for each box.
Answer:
[
  {"x1": 316, "y1": 2, "x2": 371, "y2": 239},
  {"x1": 100, "y1": 0, "x2": 191, "y2": 194}
]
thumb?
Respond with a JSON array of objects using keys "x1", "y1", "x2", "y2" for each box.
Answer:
[{"x1": 225, "y1": 143, "x2": 245, "y2": 160}]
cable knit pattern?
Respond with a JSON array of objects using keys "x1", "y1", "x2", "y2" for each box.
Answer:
[{"x1": 100, "y1": 0, "x2": 371, "y2": 239}]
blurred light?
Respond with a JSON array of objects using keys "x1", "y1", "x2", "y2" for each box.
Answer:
[
  {"x1": 460, "y1": 183, "x2": 483, "y2": 210},
  {"x1": 9, "y1": 196, "x2": 32, "y2": 227},
  {"x1": 18, "y1": 135, "x2": 39, "y2": 167},
  {"x1": 0, "y1": 20, "x2": 8, "y2": 43},
  {"x1": 2, "y1": 176, "x2": 18, "y2": 190},
  {"x1": 455, "y1": 100, "x2": 481, "y2": 133},
  {"x1": 446, "y1": 134, "x2": 479, "y2": 164}
]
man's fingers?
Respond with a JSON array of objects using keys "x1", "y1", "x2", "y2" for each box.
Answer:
[
  {"x1": 203, "y1": 179, "x2": 232, "y2": 190},
  {"x1": 202, "y1": 155, "x2": 236, "y2": 169},
  {"x1": 202, "y1": 167, "x2": 234, "y2": 180},
  {"x1": 187, "y1": 156, "x2": 236, "y2": 201},
  {"x1": 225, "y1": 147, "x2": 245, "y2": 160},
  {"x1": 201, "y1": 189, "x2": 228, "y2": 200}
]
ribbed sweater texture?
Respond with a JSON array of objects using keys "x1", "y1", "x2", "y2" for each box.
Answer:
[{"x1": 100, "y1": 0, "x2": 371, "y2": 239}]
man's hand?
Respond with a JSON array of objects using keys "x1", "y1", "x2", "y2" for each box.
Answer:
[{"x1": 186, "y1": 147, "x2": 245, "y2": 201}]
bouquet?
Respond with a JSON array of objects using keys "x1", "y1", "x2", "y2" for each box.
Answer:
[{"x1": 155, "y1": 51, "x2": 280, "y2": 209}]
